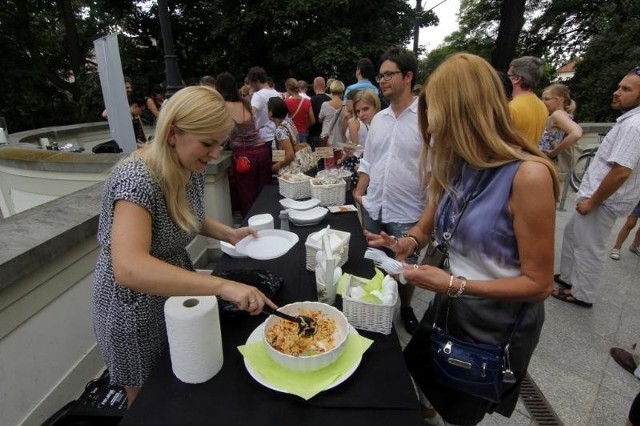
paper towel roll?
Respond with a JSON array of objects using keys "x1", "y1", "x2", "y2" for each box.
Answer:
[{"x1": 164, "y1": 295, "x2": 223, "y2": 384}]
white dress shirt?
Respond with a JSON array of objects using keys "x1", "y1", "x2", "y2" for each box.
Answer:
[
  {"x1": 359, "y1": 97, "x2": 427, "y2": 223},
  {"x1": 251, "y1": 87, "x2": 280, "y2": 142},
  {"x1": 579, "y1": 106, "x2": 640, "y2": 216}
]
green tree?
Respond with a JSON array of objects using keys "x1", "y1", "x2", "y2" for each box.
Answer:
[
  {"x1": 0, "y1": 0, "x2": 153, "y2": 130},
  {"x1": 423, "y1": 0, "x2": 640, "y2": 121},
  {"x1": 160, "y1": 0, "x2": 417, "y2": 86},
  {"x1": 568, "y1": 1, "x2": 640, "y2": 121},
  {"x1": 0, "y1": 0, "x2": 423, "y2": 132}
]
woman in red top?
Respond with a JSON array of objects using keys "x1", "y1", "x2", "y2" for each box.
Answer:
[{"x1": 284, "y1": 78, "x2": 315, "y2": 142}]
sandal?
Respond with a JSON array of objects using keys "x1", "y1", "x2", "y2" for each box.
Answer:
[
  {"x1": 553, "y1": 273, "x2": 572, "y2": 289},
  {"x1": 552, "y1": 288, "x2": 593, "y2": 308}
]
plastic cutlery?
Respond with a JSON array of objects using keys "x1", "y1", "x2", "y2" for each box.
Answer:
[{"x1": 364, "y1": 248, "x2": 407, "y2": 283}]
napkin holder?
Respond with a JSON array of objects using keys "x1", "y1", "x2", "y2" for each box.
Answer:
[{"x1": 305, "y1": 229, "x2": 350, "y2": 271}]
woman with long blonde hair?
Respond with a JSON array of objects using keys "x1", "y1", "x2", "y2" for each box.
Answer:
[
  {"x1": 368, "y1": 53, "x2": 559, "y2": 424},
  {"x1": 92, "y1": 86, "x2": 276, "y2": 407}
]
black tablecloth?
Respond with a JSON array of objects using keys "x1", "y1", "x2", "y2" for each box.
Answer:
[{"x1": 120, "y1": 185, "x2": 423, "y2": 426}]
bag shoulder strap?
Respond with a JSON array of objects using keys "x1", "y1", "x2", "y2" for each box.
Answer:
[
  {"x1": 291, "y1": 98, "x2": 304, "y2": 119},
  {"x1": 434, "y1": 166, "x2": 484, "y2": 247},
  {"x1": 327, "y1": 104, "x2": 344, "y2": 136}
]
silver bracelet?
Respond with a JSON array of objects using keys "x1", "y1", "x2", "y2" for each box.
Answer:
[
  {"x1": 446, "y1": 275, "x2": 455, "y2": 296},
  {"x1": 451, "y1": 276, "x2": 467, "y2": 298}
]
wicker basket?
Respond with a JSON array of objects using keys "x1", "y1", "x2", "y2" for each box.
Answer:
[
  {"x1": 342, "y1": 276, "x2": 398, "y2": 335},
  {"x1": 305, "y1": 229, "x2": 350, "y2": 271},
  {"x1": 310, "y1": 180, "x2": 346, "y2": 206},
  {"x1": 278, "y1": 175, "x2": 312, "y2": 200}
]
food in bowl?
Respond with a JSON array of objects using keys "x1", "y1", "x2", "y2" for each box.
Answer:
[
  {"x1": 263, "y1": 302, "x2": 349, "y2": 372},
  {"x1": 266, "y1": 309, "x2": 337, "y2": 356}
]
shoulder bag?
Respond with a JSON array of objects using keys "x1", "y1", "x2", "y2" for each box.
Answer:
[
  {"x1": 233, "y1": 108, "x2": 251, "y2": 174},
  {"x1": 430, "y1": 300, "x2": 527, "y2": 403},
  {"x1": 278, "y1": 126, "x2": 317, "y2": 175}
]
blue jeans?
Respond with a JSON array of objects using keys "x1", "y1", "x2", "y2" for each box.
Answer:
[{"x1": 362, "y1": 208, "x2": 419, "y2": 264}]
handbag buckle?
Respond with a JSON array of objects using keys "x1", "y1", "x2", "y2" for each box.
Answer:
[
  {"x1": 443, "y1": 341, "x2": 452, "y2": 354},
  {"x1": 502, "y1": 344, "x2": 517, "y2": 383}
]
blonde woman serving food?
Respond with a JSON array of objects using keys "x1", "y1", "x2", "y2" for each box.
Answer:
[
  {"x1": 92, "y1": 86, "x2": 276, "y2": 407},
  {"x1": 538, "y1": 83, "x2": 583, "y2": 173}
]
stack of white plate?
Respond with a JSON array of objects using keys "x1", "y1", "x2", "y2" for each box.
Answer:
[{"x1": 287, "y1": 206, "x2": 328, "y2": 226}]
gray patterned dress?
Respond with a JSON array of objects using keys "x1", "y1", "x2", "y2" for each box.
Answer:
[{"x1": 92, "y1": 156, "x2": 205, "y2": 387}]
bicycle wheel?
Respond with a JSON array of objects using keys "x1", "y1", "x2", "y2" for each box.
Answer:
[{"x1": 570, "y1": 150, "x2": 595, "y2": 192}]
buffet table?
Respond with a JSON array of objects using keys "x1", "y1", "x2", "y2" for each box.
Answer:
[{"x1": 120, "y1": 185, "x2": 423, "y2": 426}]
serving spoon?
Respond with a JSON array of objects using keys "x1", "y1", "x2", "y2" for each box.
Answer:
[{"x1": 263, "y1": 306, "x2": 317, "y2": 337}]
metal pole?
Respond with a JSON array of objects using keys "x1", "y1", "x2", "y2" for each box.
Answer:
[
  {"x1": 157, "y1": 0, "x2": 183, "y2": 98},
  {"x1": 413, "y1": 0, "x2": 422, "y2": 55}
]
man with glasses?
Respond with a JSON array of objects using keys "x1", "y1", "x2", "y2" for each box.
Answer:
[
  {"x1": 507, "y1": 56, "x2": 548, "y2": 147},
  {"x1": 553, "y1": 67, "x2": 640, "y2": 308},
  {"x1": 353, "y1": 46, "x2": 427, "y2": 335}
]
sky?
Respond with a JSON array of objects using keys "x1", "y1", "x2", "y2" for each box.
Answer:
[{"x1": 407, "y1": 0, "x2": 461, "y2": 53}]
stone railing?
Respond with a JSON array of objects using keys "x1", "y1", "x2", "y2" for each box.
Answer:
[{"x1": 0, "y1": 154, "x2": 233, "y2": 426}]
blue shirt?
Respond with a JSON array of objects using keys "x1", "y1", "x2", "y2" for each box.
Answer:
[{"x1": 343, "y1": 79, "x2": 380, "y2": 102}]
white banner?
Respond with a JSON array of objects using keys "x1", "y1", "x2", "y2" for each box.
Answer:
[{"x1": 93, "y1": 34, "x2": 136, "y2": 153}]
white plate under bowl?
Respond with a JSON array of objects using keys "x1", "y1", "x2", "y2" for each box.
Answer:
[
  {"x1": 235, "y1": 229, "x2": 299, "y2": 260},
  {"x1": 279, "y1": 198, "x2": 321, "y2": 211},
  {"x1": 220, "y1": 241, "x2": 248, "y2": 258},
  {"x1": 243, "y1": 321, "x2": 361, "y2": 394},
  {"x1": 287, "y1": 207, "x2": 328, "y2": 226}
]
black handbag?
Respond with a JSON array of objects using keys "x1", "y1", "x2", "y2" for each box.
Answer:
[
  {"x1": 430, "y1": 329, "x2": 505, "y2": 402},
  {"x1": 421, "y1": 240, "x2": 449, "y2": 269},
  {"x1": 429, "y1": 301, "x2": 526, "y2": 403}
]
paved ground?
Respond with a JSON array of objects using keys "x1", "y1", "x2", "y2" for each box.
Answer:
[{"x1": 393, "y1": 190, "x2": 640, "y2": 425}]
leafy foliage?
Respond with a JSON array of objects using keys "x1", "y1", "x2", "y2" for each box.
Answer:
[
  {"x1": 0, "y1": 0, "x2": 417, "y2": 132},
  {"x1": 569, "y1": 0, "x2": 640, "y2": 122},
  {"x1": 423, "y1": 0, "x2": 640, "y2": 121}
]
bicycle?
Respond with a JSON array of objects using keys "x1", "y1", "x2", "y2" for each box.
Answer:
[{"x1": 569, "y1": 132, "x2": 607, "y2": 192}]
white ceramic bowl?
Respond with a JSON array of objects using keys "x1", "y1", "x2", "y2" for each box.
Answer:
[
  {"x1": 248, "y1": 213, "x2": 274, "y2": 231},
  {"x1": 287, "y1": 206, "x2": 328, "y2": 225},
  {"x1": 279, "y1": 198, "x2": 321, "y2": 211},
  {"x1": 263, "y1": 301, "x2": 349, "y2": 372}
]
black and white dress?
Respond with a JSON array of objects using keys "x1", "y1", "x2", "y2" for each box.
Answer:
[{"x1": 92, "y1": 155, "x2": 205, "y2": 387}]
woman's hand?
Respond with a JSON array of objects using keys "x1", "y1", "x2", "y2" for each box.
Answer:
[
  {"x1": 228, "y1": 226, "x2": 258, "y2": 245},
  {"x1": 401, "y1": 263, "x2": 450, "y2": 293},
  {"x1": 363, "y1": 230, "x2": 415, "y2": 261},
  {"x1": 217, "y1": 280, "x2": 278, "y2": 315}
]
